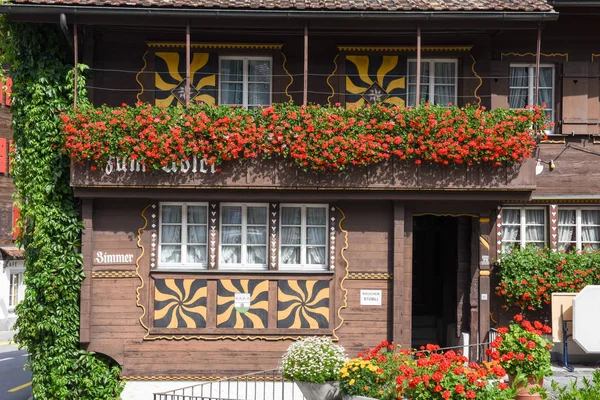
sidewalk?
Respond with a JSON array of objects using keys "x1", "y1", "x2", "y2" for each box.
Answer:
[
  {"x1": 0, "y1": 329, "x2": 14, "y2": 344},
  {"x1": 545, "y1": 363, "x2": 600, "y2": 395}
]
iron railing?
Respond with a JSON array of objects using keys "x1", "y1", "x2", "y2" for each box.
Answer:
[{"x1": 153, "y1": 369, "x2": 306, "y2": 400}]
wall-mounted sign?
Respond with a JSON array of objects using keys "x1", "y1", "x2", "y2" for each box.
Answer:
[
  {"x1": 93, "y1": 251, "x2": 135, "y2": 265},
  {"x1": 234, "y1": 293, "x2": 251, "y2": 313},
  {"x1": 481, "y1": 255, "x2": 490, "y2": 266},
  {"x1": 360, "y1": 290, "x2": 382, "y2": 306},
  {"x1": 103, "y1": 155, "x2": 217, "y2": 176},
  {"x1": 6, "y1": 260, "x2": 24, "y2": 269}
]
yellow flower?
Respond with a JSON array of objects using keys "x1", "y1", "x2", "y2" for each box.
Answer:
[{"x1": 349, "y1": 379, "x2": 355, "y2": 386}]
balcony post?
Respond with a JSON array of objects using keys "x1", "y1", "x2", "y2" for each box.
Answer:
[
  {"x1": 74, "y1": 23, "x2": 78, "y2": 109},
  {"x1": 303, "y1": 23, "x2": 308, "y2": 106},
  {"x1": 535, "y1": 23, "x2": 542, "y2": 106},
  {"x1": 415, "y1": 24, "x2": 421, "y2": 106},
  {"x1": 185, "y1": 22, "x2": 191, "y2": 106}
]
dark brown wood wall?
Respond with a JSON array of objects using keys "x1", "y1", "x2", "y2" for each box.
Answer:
[{"x1": 0, "y1": 107, "x2": 14, "y2": 246}]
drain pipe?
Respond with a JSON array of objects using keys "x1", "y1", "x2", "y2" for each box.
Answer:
[{"x1": 59, "y1": 13, "x2": 73, "y2": 48}]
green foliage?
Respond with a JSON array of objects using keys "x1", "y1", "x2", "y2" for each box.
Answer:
[
  {"x1": 495, "y1": 247, "x2": 600, "y2": 310},
  {"x1": 0, "y1": 21, "x2": 123, "y2": 398},
  {"x1": 550, "y1": 371, "x2": 600, "y2": 400}
]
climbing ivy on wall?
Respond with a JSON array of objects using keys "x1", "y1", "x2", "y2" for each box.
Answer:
[{"x1": 0, "y1": 21, "x2": 124, "y2": 399}]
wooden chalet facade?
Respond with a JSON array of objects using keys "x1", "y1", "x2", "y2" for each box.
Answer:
[{"x1": 4, "y1": 0, "x2": 600, "y2": 383}]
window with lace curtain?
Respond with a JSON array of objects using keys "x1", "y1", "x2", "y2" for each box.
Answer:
[
  {"x1": 159, "y1": 203, "x2": 209, "y2": 269},
  {"x1": 279, "y1": 205, "x2": 328, "y2": 271},
  {"x1": 8, "y1": 271, "x2": 23, "y2": 309},
  {"x1": 219, "y1": 56, "x2": 272, "y2": 109},
  {"x1": 501, "y1": 208, "x2": 547, "y2": 253},
  {"x1": 558, "y1": 208, "x2": 600, "y2": 252},
  {"x1": 407, "y1": 59, "x2": 457, "y2": 107},
  {"x1": 509, "y1": 64, "x2": 554, "y2": 131},
  {"x1": 220, "y1": 203, "x2": 269, "y2": 270}
]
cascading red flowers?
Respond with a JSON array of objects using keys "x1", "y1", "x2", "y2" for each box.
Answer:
[{"x1": 60, "y1": 102, "x2": 547, "y2": 173}]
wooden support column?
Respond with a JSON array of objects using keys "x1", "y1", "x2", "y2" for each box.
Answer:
[
  {"x1": 303, "y1": 23, "x2": 309, "y2": 106},
  {"x1": 535, "y1": 23, "x2": 542, "y2": 105},
  {"x1": 73, "y1": 24, "x2": 78, "y2": 109},
  {"x1": 478, "y1": 215, "x2": 492, "y2": 358},
  {"x1": 402, "y1": 208, "x2": 413, "y2": 347},
  {"x1": 415, "y1": 24, "x2": 421, "y2": 105},
  {"x1": 392, "y1": 202, "x2": 407, "y2": 345},
  {"x1": 467, "y1": 217, "x2": 480, "y2": 360},
  {"x1": 80, "y1": 199, "x2": 93, "y2": 345},
  {"x1": 185, "y1": 22, "x2": 191, "y2": 106}
]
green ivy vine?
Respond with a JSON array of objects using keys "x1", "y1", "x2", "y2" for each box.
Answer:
[{"x1": 0, "y1": 21, "x2": 124, "y2": 399}]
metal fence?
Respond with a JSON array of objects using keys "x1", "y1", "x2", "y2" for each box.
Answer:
[{"x1": 153, "y1": 369, "x2": 306, "y2": 400}]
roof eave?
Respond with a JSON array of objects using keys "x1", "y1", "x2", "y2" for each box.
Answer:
[{"x1": 0, "y1": 4, "x2": 559, "y2": 22}]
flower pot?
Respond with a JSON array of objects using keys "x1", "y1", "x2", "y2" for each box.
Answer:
[
  {"x1": 508, "y1": 375, "x2": 544, "y2": 400},
  {"x1": 342, "y1": 396, "x2": 378, "y2": 400},
  {"x1": 296, "y1": 381, "x2": 342, "y2": 400}
]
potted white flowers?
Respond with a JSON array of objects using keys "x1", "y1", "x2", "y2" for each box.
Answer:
[{"x1": 281, "y1": 336, "x2": 347, "y2": 400}]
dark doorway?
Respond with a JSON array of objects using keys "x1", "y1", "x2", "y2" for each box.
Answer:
[{"x1": 412, "y1": 215, "x2": 471, "y2": 348}]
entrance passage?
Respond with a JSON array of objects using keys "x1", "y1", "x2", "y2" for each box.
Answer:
[{"x1": 412, "y1": 215, "x2": 471, "y2": 349}]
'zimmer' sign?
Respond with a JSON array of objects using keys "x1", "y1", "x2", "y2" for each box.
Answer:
[
  {"x1": 94, "y1": 251, "x2": 136, "y2": 265},
  {"x1": 360, "y1": 290, "x2": 382, "y2": 306}
]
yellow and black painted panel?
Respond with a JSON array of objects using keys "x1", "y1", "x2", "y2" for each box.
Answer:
[
  {"x1": 154, "y1": 279, "x2": 207, "y2": 328},
  {"x1": 216, "y1": 280, "x2": 269, "y2": 329},
  {"x1": 277, "y1": 280, "x2": 330, "y2": 329},
  {"x1": 155, "y1": 51, "x2": 217, "y2": 107},
  {"x1": 345, "y1": 55, "x2": 406, "y2": 109}
]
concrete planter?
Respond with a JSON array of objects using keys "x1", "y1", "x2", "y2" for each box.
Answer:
[
  {"x1": 342, "y1": 396, "x2": 378, "y2": 400},
  {"x1": 296, "y1": 381, "x2": 342, "y2": 400}
]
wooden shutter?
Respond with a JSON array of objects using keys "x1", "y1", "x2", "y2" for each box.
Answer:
[
  {"x1": 490, "y1": 60, "x2": 510, "y2": 110},
  {"x1": 562, "y1": 62, "x2": 597, "y2": 135},
  {"x1": 12, "y1": 204, "x2": 20, "y2": 240},
  {"x1": 0, "y1": 138, "x2": 6, "y2": 174}
]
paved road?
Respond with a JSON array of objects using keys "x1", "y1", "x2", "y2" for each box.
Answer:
[{"x1": 0, "y1": 341, "x2": 32, "y2": 400}]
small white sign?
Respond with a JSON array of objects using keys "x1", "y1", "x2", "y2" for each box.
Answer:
[
  {"x1": 234, "y1": 293, "x2": 251, "y2": 313},
  {"x1": 481, "y1": 293, "x2": 488, "y2": 301},
  {"x1": 481, "y1": 255, "x2": 490, "y2": 266},
  {"x1": 360, "y1": 290, "x2": 382, "y2": 306},
  {"x1": 6, "y1": 260, "x2": 24, "y2": 269},
  {"x1": 93, "y1": 251, "x2": 135, "y2": 265}
]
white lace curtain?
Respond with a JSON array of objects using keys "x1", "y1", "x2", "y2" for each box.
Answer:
[
  {"x1": 582, "y1": 210, "x2": 600, "y2": 250},
  {"x1": 281, "y1": 207, "x2": 326, "y2": 265},
  {"x1": 433, "y1": 62, "x2": 456, "y2": 106},
  {"x1": 221, "y1": 206, "x2": 267, "y2": 265},
  {"x1": 501, "y1": 209, "x2": 520, "y2": 252},
  {"x1": 525, "y1": 209, "x2": 545, "y2": 245},
  {"x1": 558, "y1": 210, "x2": 576, "y2": 252},
  {"x1": 161, "y1": 205, "x2": 182, "y2": 263},
  {"x1": 161, "y1": 205, "x2": 208, "y2": 264},
  {"x1": 509, "y1": 67, "x2": 528, "y2": 109}
]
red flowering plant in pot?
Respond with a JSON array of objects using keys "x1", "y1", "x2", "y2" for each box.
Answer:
[
  {"x1": 397, "y1": 344, "x2": 515, "y2": 400},
  {"x1": 486, "y1": 315, "x2": 553, "y2": 399}
]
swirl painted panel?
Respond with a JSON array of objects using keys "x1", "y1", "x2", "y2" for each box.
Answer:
[
  {"x1": 154, "y1": 279, "x2": 207, "y2": 328},
  {"x1": 216, "y1": 280, "x2": 269, "y2": 329},
  {"x1": 155, "y1": 51, "x2": 217, "y2": 107},
  {"x1": 345, "y1": 55, "x2": 406, "y2": 109},
  {"x1": 278, "y1": 280, "x2": 330, "y2": 329}
]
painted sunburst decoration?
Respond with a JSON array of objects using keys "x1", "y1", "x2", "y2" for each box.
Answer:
[
  {"x1": 154, "y1": 279, "x2": 207, "y2": 328},
  {"x1": 277, "y1": 280, "x2": 330, "y2": 329},
  {"x1": 216, "y1": 280, "x2": 269, "y2": 328},
  {"x1": 345, "y1": 55, "x2": 406, "y2": 109}
]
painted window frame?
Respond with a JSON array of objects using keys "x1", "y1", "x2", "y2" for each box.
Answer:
[
  {"x1": 158, "y1": 202, "x2": 209, "y2": 270},
  {"x1": 279, "y1": 204, "x2": 329, "y2": 272},
  {"x1": 509, "y1": 63, "x2": 555, "y2": 133},
  {"x1": 219, "y1": 202, "x2": 270, "y2": 271},
  {"x1": 501, "y1": 207, "x2": 547, "y2": 252},
  {"x1": 218, "y1": 56, "x2": 273, "y2": 109},
  {"x1": 8, "y1": 269, "x2": 24, "y2": 310},
  {"x1": 406, "y1": 58, "x2": 458, "y2": 107},
  {"x1": 557, "y1": 207, "x2": 600, "y2": 252}
]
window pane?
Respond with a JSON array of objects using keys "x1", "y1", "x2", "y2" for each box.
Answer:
[
  {"x1": 221, "y1": 83, "x2": 243, "y2": 105},
  {"x1": 509, "y1": 89, "x2": 528, "y2": 109},
  {"x1": 247, "y1": 246, "x2": 266, "y2": 264},
  {"x1": 281, "y1": 207, "x2": 301, "y2": 225},
  {"x1": 281, "y1": 247, "x2": 300, "y2": 264},
  {"x1": 307, "y1": 227, "x2": 326, "y2": 245},
  {"x1": 538, "y1": 89, "x2": 552, "y2": 109},
  {"x1": 539, "y1": 67, "x2": 553, "y2": 88},
  {"x1": 559, "y1": 242, "x2": 576, "y2": 252},
  {"x1": 162, "y1": 205, "x2": 182, "y2": 223},
  {"x1": 221, "y1": 59, "x2": 243, "y2": 81},
  {"x1": 222, "y1": 226, "x2": 242, "y2": 244},
  {"x1": 221, "y1": 246, "x2": 241, "y2": 264},
  {"x1": 434, "y1": 86, "x2": 454, "y2": 107},
  {"x1": 526, "y1": 209, "x2": 545, "y2": 225},
  {"x1": 408, "y1": 62, "x2": 430, "y2": 84},
  {"x1": 161, "y1": 245, "x2": 181, "y2": 263},
  {"x1": 525, "y1": 226, "x2": 544, "y2": 243},
  {"x1": 188, "y1": 226, "x2": 207, "y2": 244},
  {"x1": 161, "y1": 226, "x2": 181, "y2": 243},
  {"x1": 503, "y1": 209, "x2": 521, "y2": 224},
  {"x1": 582, "y1": 210, "x2": 600, "y2": 225},
  {"x1": 188, "y1": 245, "x2": 207, "y2": 264},
  {"x1": 307, "y1": 247, "x2": 326, "y2": 264},
  {"x1": 248, "y1": 83, "x2": 270, "y2": 106},
  {"x1": 281, "y1": 227, "x2": 301, "y2": 245},
  {"x1": 222, "y1": 206, "x2": 242, "y2": 224},
  {"x1": 509, "y1": 67, "x2": 529, "y2": 109},
  {"x1": 247, "y1": 206, "x2": 267, "y2": 225},
  {"x1": 582, "y1": 227, "x2": 600, "y2": 244},
  {"x1": 434, "y1": 63, "x2": 455, "y2": 85},
  {"x1": 558, "y1": 210, "x2": 576, "y2": 225},
  {"x1": 247, "y1": 226, "x2": 267, "y2": 245},
  {"x1": 307, "y1": 207, "x2": 326, "y2": 225},
  {"x1": 248, "y1": 60, "x2": 271, "y2": 83},
  {"x1": 188, "y1": 206, "x2": 207, "y2": 224}
]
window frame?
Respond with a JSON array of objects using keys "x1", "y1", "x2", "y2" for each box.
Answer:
[
  {"x1": 218, "y1": 56, "x2": 273, "y2": 109},
  {"x1": 8, "y1": 269, "x2": 24, "y2": 310},
  {"x1": 509, "y1": 63, "x2": 555, "y2": 133},
  {"x1": 501, "y1": 207, "x2": 547, "y2": 251},
  {"x1": 557, "y1": 208, "x2": 600, "y2": 251},
  {"x1": 158, "y1": 202, "x2": 210, "y2": 270},
  {"x1": 278, "y1": 204, "x2": 329, "y2": 272},
  {"x1": 219, "y1": 202, "x2": 269, "y2": 271},
  {"x1": 406, "y1": 58, "x2": 458, "y2": 107}
]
